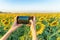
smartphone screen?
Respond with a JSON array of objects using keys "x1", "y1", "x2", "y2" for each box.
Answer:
[{"x1": 17, "y1": 16, "x2": 29, "y2": 24}]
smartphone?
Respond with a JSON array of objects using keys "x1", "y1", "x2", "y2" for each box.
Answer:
[{"x1": 17, "y1": 16, "x2": 33, "y2": 24}]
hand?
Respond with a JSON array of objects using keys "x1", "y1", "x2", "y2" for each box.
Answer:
[
  {"x1": 29, "y1": 16, "x2": 36, "y2": 26},
  {"x1": 26, "y1": 16, "x2": 36, "y2": 27},
  {"x1": 0, "y1": 16, "x2": 23, "y2": 40},
  {"x1": 9, "y1": 16, "x2": 22, "y2": 32},
  {"x1": 29, "y1": 16, "x2": 37, "y2": 40}
]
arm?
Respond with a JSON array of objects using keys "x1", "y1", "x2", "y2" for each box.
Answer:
[
  {"x1": 30, "y1": 16, "x2": 37, "y2": 40},
  {"x1": 30, "y1": 23, "x2": 37, "y2": 40},
  {"x1": 0, "y1": 29, "x2": 13, "y2": 40},
  {"x1": 0, "y1": 26, "x2": 22, "y2": 40},
  {"x1": 0, "y1": 17, "x2": 22, "y2": 40}
]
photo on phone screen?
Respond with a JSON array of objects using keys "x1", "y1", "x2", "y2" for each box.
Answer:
[
  {"x1": 17, "y1": 16, "x2": 30, "y2": 24},
  {"x1": 17, "y1": 16, "x2": 33, "y2": 24}
]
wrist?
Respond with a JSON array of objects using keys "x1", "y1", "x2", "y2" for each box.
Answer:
[{"x1": 8, "y1": 29, "x2": 13, "y2": 33}]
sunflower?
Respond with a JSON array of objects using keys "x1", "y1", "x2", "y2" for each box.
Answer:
[
  {"x1": 4, "y1": 26, "x2": 9, "y2": 30},
  {"x1": 3, "y1": 21, "x2": 10, "y2": 27},
  {"x1": 45, "y1": 19, "x2": 50, "y2": 23},
  {"x1": 36, "y1": 22, "x2": 45, "y2": 35},
  {"x1": 1, "y1": 18, "x2": 9, "y2": 26},
  {"x1": 8, "y1": 17, "x2": 14, "y2": 23},
  {"x1": 11, "y1": 18, "x2": 14, "y2": 22},
  {"x1": 45, "y1": 15, "x2": 52, "y2": 19},
  {"x1": 45, "y1": 15, "x2": 50, "y2": 19},
  {"x1": 19, "y1": 36, "x2": 24, "y2": 40},
  {"x1": 1, "y1": 15, "x2": 9, "y2": 20},
  {"x1": 1, "y1": 18, "x2": 7, "y2": 23},
  {"x1": 50, "y1": 20, "x2": 59, "y2": 27},
  {"x1": 39, "y1": 17, "x2": 45, "y2": 21},
  {"x1": 28, "y1": 31, "x2": 32, "y2": 37},
  {"x1": 57, "y1": 37, "x2": 60, "y2": 40},
  {"x1": 36, "y1": 22, "x2": 42, "y2": 25}
]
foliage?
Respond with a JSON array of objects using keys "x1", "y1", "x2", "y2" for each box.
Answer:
[{"x1": 0, "y1": 14, "x2": 60, "y2": 40}]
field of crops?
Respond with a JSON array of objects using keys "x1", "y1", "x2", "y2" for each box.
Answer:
[{"x1": 0, "y1": 13, "x2": 60, "y2": 40}]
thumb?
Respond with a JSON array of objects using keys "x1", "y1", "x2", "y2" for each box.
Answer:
[{"x1": 29, "y1": 20, "x2": 33, "y2": 24}]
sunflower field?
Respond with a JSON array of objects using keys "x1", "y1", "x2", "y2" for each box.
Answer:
[{"x1": 0, "y1": 13, "x2": 60, "y2": 40}]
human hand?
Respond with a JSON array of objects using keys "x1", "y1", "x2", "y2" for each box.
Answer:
[
  {"x1": 9, "y1": 16, "x2": 22, "y2": 32},
  {"x1": 25, "y1": 16, "x2": 36, "y2": 27},
  {"x1": 29, "y1": 16, "x2": 36, "y2": 26},
  {"x1": 29, "y1": 16, "x2": 37, "y2": 40},
  {"x1": 0, "y1": 16, "x2": 23, "y2": 40}
]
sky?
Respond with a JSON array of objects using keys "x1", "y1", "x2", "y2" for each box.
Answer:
[{"x1": 0, "y1": 0, "x2": 60, "y2": 12}]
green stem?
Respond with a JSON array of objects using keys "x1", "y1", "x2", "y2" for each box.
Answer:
[{"x1": 49, "y1": 30, "x2": 60, "y2": 40}]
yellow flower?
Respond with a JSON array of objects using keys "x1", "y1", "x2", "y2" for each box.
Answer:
[
  {"x1": 11, "y1": 18, "x2": 14, "y2": 22},
  {"x1": 28, "y1": 31, "x2": 32, "y2": 37},
  {"x1": 36, "y1": 22, "x2": 45, "y2": 35},
  {"x1": 3, "y1": 21, "x2": 10, "y2": 27},
  {"x1": 9, "y1": 18, "x2": 14, "y2": 22},
  {"x1": 45, "y1": 19, "x2": 50, "y2": 23},
  {"x1": 45, "y1": 15, "x2": 49, "y2": 19},
  {"x1": 3, "y1": 20, "x2": 11, "y2": 30},
  {"x1": 4, "y1": 27, "x2": 7, "y2": 30},
  {"x1": 39, "y1": 17, "x2": 45, "y2": 21},
  {"x1": 28, "y1": 22, "x2": 45, "y2": 37},
  {"x1": 57, "y1": 30, "x2": 60, "y2": 32},
  {"x1": 19, "y1": 36, "x2": 24, "y2": 40},
  {"x1": 50, "y1": 20, "x2": 59, "y2": 27},
  {"x1": 46, "y1": 15, "x2": 53, "y2": 19},
  {"x1": 57, "y1": 37, "x2": 60, "y2": 40},
  {"x1": 1, "y1": 19, "x2": 6, "y2": 23},
  {"x1": 4, "y1": 26, "x2": 9, "y2": 30},
  {"x1": 36, "y1": 22, "x2": 41, "y2": 25}
]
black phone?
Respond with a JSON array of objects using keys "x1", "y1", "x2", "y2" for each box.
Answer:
[{"x1": 17, "y1": 16, "x2": 33, "y2": 24}]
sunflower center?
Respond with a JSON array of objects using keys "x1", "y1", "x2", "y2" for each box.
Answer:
[
  {"x1": 2, "y1": 20, "x2": 5, "y2": 22},
  {"x1": 5, "y1": 22, "x2": 8, "y2": 25},
  {"x1": 52, "y1": 22, "x2": 57, "y2": 25}
]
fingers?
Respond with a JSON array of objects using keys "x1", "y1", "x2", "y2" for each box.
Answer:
[
  {"x1": 29, "y1": 16, "x2": 35, "y2": 24},
  {"x1": 33, "y1": 16, "x2": 35, "y2": 22},
  {"x1": 33, "y1": 16, "x2": 35, "y2": 21},
  {"x1": 29, "y1": 20, "x2": 33, "y2": 24}
]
